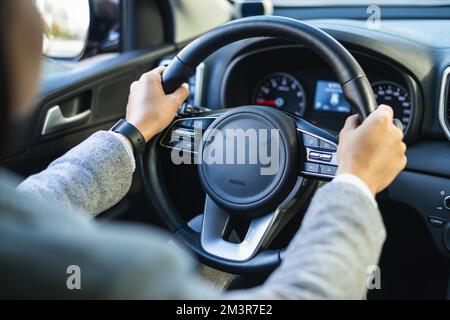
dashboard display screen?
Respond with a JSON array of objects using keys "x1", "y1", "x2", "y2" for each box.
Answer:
[{"x1": 314, "y1": 81, "x2": 352, "y2": 113}]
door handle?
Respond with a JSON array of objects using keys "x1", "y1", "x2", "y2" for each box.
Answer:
[{"x1": 41, "y1": 105, "x2": 92, "y2": 136}]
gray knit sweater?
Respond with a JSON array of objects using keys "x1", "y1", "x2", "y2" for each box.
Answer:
[{"x1": 0, "y1": 131, "x2": 386, "y2": 299}]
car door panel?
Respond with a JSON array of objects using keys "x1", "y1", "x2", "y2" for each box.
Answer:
[
  {"x1": 1, "y1": 46, "x2": 176, "y2": 173},
  {"x1": 1, "y1": 45, "x2": 177, "y2": 223}
]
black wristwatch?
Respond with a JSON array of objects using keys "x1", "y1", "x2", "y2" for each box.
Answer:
[{"x1": 111, "y1": 119, "x2": 146, "y2": 155}]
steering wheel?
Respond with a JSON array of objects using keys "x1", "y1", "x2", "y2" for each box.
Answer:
[{"x1": 140, "y1": 16, "x2": 377, "y2": 274}]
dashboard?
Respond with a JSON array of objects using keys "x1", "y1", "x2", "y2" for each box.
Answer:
[{"x1": 221, "y1": 44, "x2": 420, "y2": 138}]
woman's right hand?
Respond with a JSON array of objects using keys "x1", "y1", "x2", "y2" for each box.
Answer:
[
  {"x1": 126, "y1": 66, "x2": 189, "y2": 142},
  {"x1": 336, "y1": 105, "x2": 407, "y2": 196}
]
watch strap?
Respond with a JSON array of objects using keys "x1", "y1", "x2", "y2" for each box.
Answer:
[{"x1": 111, "y1": 119, "x2": 146, "y2": 154}]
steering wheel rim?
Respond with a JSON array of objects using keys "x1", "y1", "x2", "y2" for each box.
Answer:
[
  {"x1": 162, "y1": 16, "x2": 377, "y2": 118},
  {"x1": 140, "y1": 128, "x2": 318, "y2": 274},
  {"x1": 142, "y1": 16, "x2": 378, "y2": 274}
]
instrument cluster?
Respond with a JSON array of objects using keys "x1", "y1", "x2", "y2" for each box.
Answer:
[
  {"x1": 222, "y1": 45, "x2": 419, "y2": 138},
  {"x1": 253, "y1": 72, "x2": 412, "y2": 132}
]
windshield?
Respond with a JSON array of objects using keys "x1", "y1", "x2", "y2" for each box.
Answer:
[{"x1": 273, "y1": 0, "x2": 450, "y2": 6}]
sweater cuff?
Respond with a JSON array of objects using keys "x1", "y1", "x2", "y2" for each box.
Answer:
[
  {"x1": 333, "y1": 173, "x2": 378, "y2": 208},
  {"x1": 108, "y1": 131, "x2": 136, "y2": 172}
]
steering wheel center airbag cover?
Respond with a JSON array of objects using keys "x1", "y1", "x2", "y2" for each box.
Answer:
[{"x1": 198, "y1": 106, "x2": 298, "y2": 217}]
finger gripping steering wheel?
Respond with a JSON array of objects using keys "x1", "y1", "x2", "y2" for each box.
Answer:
[{"x1": 142, "y1": 16, "x2": 377, "y2": 274}]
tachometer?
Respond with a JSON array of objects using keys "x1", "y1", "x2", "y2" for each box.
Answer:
[
  {"x1": 372, "y1": 81, "x2": 412, "y2": 132},
  {"x1": 253, "y1": 72, "x2": 307, "y2": 116}
]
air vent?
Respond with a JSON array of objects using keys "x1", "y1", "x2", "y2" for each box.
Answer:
[{"x1": 439, "y1": 67, "x2": 450, "y2": 141}]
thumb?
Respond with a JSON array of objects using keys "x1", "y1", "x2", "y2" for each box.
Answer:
[
  {"x1": 342, "y1": 114, "x2": 361, "y2": 131},
  {"x1": 363, "y1": 104, "x2": 394, "y2": 127},
  {"x1": 169, "y1": 83, "x2": 190, "y2": 106},
  {"x1": 376, "y1": 104, "x2": 394, "y2": 118}
]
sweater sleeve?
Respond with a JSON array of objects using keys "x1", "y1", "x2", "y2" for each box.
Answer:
[
  {"x1": 17, "y1": 131, "x2": 135, "y2": 218},
  {"x1": 13, "y1": 130, "x2": 386, "y2": 299},
  {"x1": 224, "y1": 181, "x2": 386, "y2": 300}
]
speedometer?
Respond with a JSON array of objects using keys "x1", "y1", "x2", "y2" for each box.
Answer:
[
  {"x1": 372, "y1": 81, "x2": 412, "y2": 132},
  {"x1": 253, "y1": 72, "x2": 307, "y2": 116}
]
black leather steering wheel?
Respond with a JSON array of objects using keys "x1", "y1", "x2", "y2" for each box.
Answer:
[{"x1": 140, "y1": 16, "x2": 377, "y2": 274}]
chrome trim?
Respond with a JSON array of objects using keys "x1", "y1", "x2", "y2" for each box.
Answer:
[
  {"x1": 159, "y1": 59, "x2": 173, "y2": 68},
  {"x1": 201, "y1": 177, "x2": 303, "y2": 262},
  {"x1": 194, "y1": 63, "x2": 205, "y2": 106},
  {"x1": 159, "y1": 116, "x2": 219, "y2": 154},
  {"x1": 371, "y1": 80, "x2": 412, "y2": 134},
  {"x1": 438, "y1": 67, "x2": 450, "y2": 141}
]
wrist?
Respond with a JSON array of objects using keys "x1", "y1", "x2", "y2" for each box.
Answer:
[
  {"x1": 333, "y1": 173, "x2": 379, "y2": 208},
  {"x1": 125, "y1": 119, "x2": 156, "y2": 143},
  {"x1": 336, "y1": 166, "x2": 377, "y2": 197},
  {"x1": 111, "y1": 119, "x2": 146, "y2": 155}
]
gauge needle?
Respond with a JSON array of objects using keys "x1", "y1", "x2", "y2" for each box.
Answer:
[{"x1": 256, "y1": 99, "x2": 277, "y2": 106}]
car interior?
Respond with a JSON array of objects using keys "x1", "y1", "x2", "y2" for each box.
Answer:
[{"x1": 3, "y1": 0, "x2": 450, "y2": 299}]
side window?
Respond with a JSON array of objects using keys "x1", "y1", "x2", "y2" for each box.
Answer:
[{"x1": 35, "y1": 0, "x2": 120, "y2": 60}]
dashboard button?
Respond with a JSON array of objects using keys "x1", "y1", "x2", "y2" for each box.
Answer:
[
  {"x1": 319, "y1": 140, "x2": 337, "y2": 151},
  {"x1": 320, "y1": 165, "x2": 337, "y2": 176},
  {"x1": 304, "y1": 162, "x2": 320, "y2": 174},
  {"x1": 303, "y1": 134, "x2": 319, "y2": 148},
  {"x1": 428, "y1": 215, "x2": 447, "y2": 228}
]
